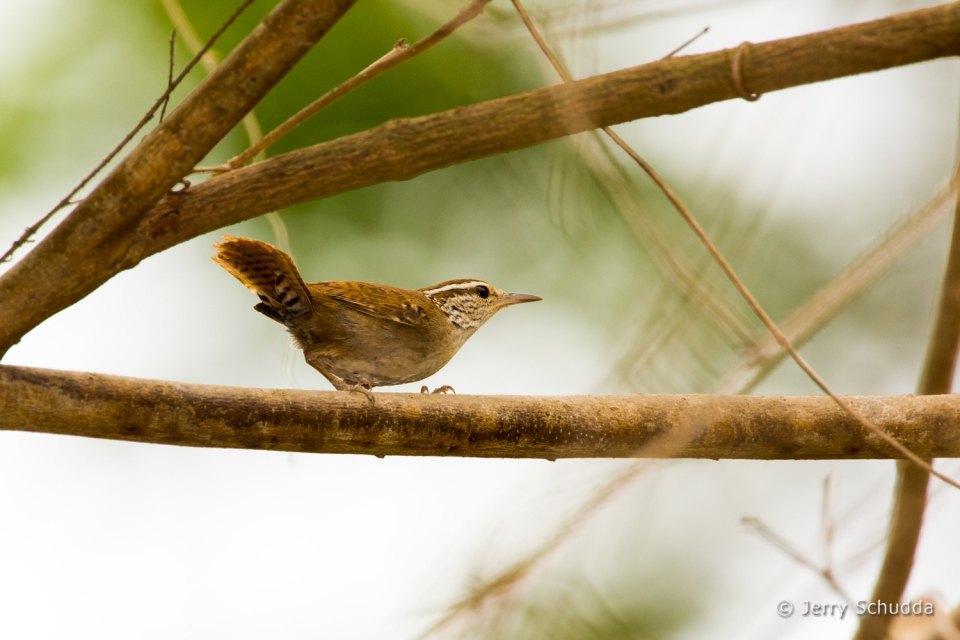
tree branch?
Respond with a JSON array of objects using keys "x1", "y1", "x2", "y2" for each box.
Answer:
[
  {"x1": 854, "y1": 160, "x2": 960, "y2": 640},
  {"x1": 3, "y1": 365, "x2": 960, "y2": 459},
  {"x1": 0, "y1": 0, "x2": 358, "y2": 357}
]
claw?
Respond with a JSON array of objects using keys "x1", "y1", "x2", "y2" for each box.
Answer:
[
  {"x1": 421, "y1": 385, "x2": 455, "y2": 395},
  {"x1": 348, "y1": 378, "x2": 375, "y2": 405}
]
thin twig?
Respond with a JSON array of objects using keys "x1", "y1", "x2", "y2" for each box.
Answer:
[
  {"x1": 198, "y1": 0, "x2": 496, "y2": 173},
  {"x1": 160, "y1": 29, "x2": 178, "y2": 122},
  {"x1": 662, "y1": 26, "x2": 709, "y2": 59},
  {"x1": 0, "y1": 0, "x2": 255, "y2": 266},
  {"x1": 742, "y1": 517, "x2": 855, "y2": 606},
  {"x1": 509, "y1": 0, "x2": 960, "y2": 492}
]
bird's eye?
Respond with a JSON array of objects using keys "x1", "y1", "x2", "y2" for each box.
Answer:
[{"x1": 475, "y1": 285, "x2": 489, "y2": 299}]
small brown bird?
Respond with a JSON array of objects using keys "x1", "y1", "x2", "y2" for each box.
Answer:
[{"x1": 213, "y1": 236, "x2": 541, "y2": 402}]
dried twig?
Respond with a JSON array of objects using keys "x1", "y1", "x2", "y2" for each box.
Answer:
[
  {"x1": 198, "y1": 0, "x2": 497, "y2": 173},
  {"x1": 508, "y1": 0, "x2": 960, "y2": 492},
  {"x1": 742, "y1": 516, "x2": 855, "y2": 606},
  {"x1": 159, "y1": 29, "x2": 177, "y2": 122},
  {"x1": 662, "y1": 26, "x2": 709, "y2": 59},
  {"x1": 0, "y1": 0, "x2": 255, "y2": 267}
]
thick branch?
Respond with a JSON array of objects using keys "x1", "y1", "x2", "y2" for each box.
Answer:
[
  {"x1": 3, "y1": 365, "x2": 960, "y2": 459},
  {"x1": 0, "y1": 0, "x2": 357, "y2": 357},
  {"x1": 130, "y1": 2, "x2": 960, "y2": 261}
]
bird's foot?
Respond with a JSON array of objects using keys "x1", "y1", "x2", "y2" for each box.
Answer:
[
  {"x1": 421, "y1": 385, "x2": 455, "y2": 395},
  {"x1": 344, "y1": 378, "x2": 375, "y2": 405}
]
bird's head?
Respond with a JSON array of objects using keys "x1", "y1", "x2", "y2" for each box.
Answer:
[{"x1": 420, "y1": 279, "x2": 541, "y2": 330}]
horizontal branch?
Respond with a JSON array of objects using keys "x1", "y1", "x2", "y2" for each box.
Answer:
[
  {"x1": 130, "y1": 2, "x2": 960, "y2": 261},
  {"x1": 4, "y1": 365, "x2": 960, "y2": 460}
]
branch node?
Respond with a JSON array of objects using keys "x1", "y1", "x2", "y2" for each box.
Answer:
[{"x1": 731, "y1": 41, "x2": 762, "y2": 102}]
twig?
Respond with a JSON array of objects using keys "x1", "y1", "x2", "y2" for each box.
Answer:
[
  {"x1": 198, "y1": 0, "x2": 496, "y2": 173},
  {"x1": 509, "y1": 0, "x2": 960, "y2": 492},
  {"x1": 160, "y1": 29, "x2": 177, "y2": 122},
  {"x1": 0, "y1": 0, "x2": 255, "y2": 267},
  {"x1": 662, "y1": 26, "x2": 709, "y2": 59},
  {"x1": 742, "y1": 516, "x2": 855, "y2": 606}
]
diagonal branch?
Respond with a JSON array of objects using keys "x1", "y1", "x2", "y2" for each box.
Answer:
[
  {"x1": 0, "y1": 0, "x2": 358, "y2": 357},
  {"x1": 4, "y1": 365, "x2": 960, "y2": 460}
]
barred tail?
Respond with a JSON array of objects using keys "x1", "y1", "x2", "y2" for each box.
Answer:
[{"x1": 212, "y1": 235, "x2": 311, "y2": 318}]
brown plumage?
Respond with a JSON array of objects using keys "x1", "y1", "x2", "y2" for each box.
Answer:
[{"x1": 213, "y1": 236, "x2": 541, "y2": 401}]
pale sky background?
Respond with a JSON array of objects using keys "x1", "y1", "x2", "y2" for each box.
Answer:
[{"x1": 1, "y1": 1, "x2": 959, "y2": 639}]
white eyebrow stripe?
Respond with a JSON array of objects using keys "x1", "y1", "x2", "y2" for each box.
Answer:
[{"x1": 422, "y1": 281, "x2": 487, "y2": 296}]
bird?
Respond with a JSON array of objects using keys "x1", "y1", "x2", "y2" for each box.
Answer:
[{"x1": 212, "y1": 235, "x2": 542, "y2": 403}]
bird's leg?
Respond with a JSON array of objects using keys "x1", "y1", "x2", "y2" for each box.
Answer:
[
  {"x1": 305, "y1": 352, "x2": 375, "y2": 405},
  {"x1": 420, "y1": 385, "x2": 456, "y2": 395}
]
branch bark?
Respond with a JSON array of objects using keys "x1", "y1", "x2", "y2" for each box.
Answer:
[
  {"x1": 4, "y1": 365, "x2": 960, "y2": 460},
  {"x1": 0, "y1": 0, "x2": 357, "y2": 357}
]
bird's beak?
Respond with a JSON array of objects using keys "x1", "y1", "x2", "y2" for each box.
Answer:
[{"x1": 497, "y1": 292, "x2": 543, "y2": 307}]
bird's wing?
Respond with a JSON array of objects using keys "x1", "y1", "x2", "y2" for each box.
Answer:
[{"x1": 311, "y1": 281, "x2": 430, "y2": 327}]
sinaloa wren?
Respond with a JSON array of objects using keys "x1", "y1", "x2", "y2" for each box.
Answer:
[{"x1": 213, "y1": 236, "x2": 541, "y2": 402}]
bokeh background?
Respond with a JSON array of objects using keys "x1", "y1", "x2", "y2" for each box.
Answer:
[{"x1": 1, "y1": 0, "x2": 960, "y2": 638}]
